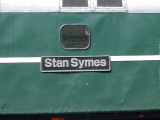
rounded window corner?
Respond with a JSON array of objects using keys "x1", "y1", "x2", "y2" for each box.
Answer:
[{"x1": 60, "y1": 24, "x2": 91, "y2": 50}]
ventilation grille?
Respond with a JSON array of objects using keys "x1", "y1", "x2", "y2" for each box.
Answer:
[
  {"x1": 63, "y1": 0, "x2": 88, "y2": 7},
  {"x1": 97, "y1": 0, "x2": 122, "y2": 7}
]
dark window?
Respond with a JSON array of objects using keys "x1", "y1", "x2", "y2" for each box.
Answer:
[
  {"x1": 60, "y1": 25, "x2": 90, "y2": 50},
  {"x1": 97, "y1": 0, "x2": 122, "y2": 7},
  {"x1": 63, "y1": 0, "x2": 88, "y2": 7}
]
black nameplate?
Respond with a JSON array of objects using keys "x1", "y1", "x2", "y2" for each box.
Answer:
[{"x1": 40, "y1": 56, "x2": 111, "y2": 72}]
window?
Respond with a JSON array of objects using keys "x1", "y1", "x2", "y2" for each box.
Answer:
[
  {"x1": 60, "y1": 24, "x2": 90, "y2": 50},
  {"x1": 94, "y1": 0, "x2": 126, "y2": 12},
  {"x1": 60, "y1": 0, "x2": 91, "y2": 12},
  {"x1": 97, "y1": 0, "x2": 122, "y2": 7},
  {"x1": 63, "y1": 0, "x2": 88, "y2": 7},
  {"x1": 60, "y1": 0, "x2": 126, "y2": 12}
]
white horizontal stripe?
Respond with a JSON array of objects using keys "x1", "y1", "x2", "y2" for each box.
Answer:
[
  {"x1": 0, "y1": 57, "x2": 41, "y2": 63},
  {"x1": 1, "y1": 0, "x2": 160, "y2": 13},
  {"x1": 111, "y1": 55, "x2": 160, "y2": 61},
  {"x1": 0, "y1": 55, "x2": 159, "y2": 63}
]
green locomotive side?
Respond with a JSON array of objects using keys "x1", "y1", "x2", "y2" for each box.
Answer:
[{"x1": 0, "y1": 13, "x2": 160, "y2": 114}]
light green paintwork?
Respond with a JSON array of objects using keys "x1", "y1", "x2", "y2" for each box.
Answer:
[{"x1": 0, "y1": 13, "x2": 160, "y2": 114}]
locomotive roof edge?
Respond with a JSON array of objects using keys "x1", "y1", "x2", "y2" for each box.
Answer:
[{"x1": 0, "y1": 0, "x2": 160, "y2": 13}]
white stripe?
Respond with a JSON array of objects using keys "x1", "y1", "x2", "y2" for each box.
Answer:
[
  {"x1": 0, "y1": 55, "x2": 159, "y2": 63},
  {"x1": 111, "y1": 55, "x2": 160, "y2": 61},
  {"x1": 1, "y1": 0, "x2": 160, "y2": 13},
  {"x1": 0, "y1": 57, "x2": 41, "y2": 63}
]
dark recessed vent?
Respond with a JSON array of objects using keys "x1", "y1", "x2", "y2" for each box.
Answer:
[
  {"x1": 63, "y1": 0, "x2": 88, "y2": 7},
  {"x1": 60, "y1": 25, "x2": 90, "y2": 50},
  {"x1": 97, "y1": 0, "x2": 122, "y2": 7}
]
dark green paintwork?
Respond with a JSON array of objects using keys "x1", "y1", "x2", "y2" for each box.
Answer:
[{"x1": 0, "y1": 13, "x2": 160, "y2": 114}]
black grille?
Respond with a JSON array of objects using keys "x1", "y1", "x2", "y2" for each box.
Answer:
[
  {"x1": 63, "y1": 0, "x2": 88, "y2": 7},
  {"x1": 97, "y1": 0, "x2": 122, "y2": 7}
]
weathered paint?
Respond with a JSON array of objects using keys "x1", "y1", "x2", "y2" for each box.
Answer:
[{"x1": 0, "y1": 13, "x2": 160, "y2": 114}]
